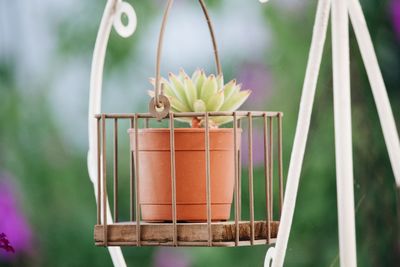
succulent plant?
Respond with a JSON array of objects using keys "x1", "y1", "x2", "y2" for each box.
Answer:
[{"x1": 149, "y1": 69, "x2": 251, "y2": 127}]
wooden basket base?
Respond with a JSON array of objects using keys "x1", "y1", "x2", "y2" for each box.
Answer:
[{"x1": 94, "y1": 220, "x2": 279, "y2": 247}]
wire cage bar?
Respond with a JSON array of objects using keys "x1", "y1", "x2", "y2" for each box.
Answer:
[{"x1": 94, "y1": 111, "x2": 284, "y2": 247}]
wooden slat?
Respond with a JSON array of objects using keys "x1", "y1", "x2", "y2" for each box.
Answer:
[
  {"x1": 94, "y1": 239, "x2": 277, "y2": 247},
  {"x1": 94, "y1": 221, "x2": 279, "y2": 246}
]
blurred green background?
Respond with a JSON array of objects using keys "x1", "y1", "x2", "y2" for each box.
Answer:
[{"x1": 0, "y1": 0, "x2": 399, "y2": 266}]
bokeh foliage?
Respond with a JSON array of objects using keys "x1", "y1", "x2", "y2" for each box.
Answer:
[{"x1": 0, "y1": 0, "x2": 399, "y2": 266}]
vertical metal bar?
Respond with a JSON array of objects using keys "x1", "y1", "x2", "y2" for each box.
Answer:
[
  {"x1": 332, "y1": 0, "x2": 357, "y2": 264},
  {"x1": 263, "y1": 113, "x2": 271, "y2": 244},
  {"x1": 332, "y1": 0, "x2": 357, "y2": 265},
  {"x1": 278, "y1": 113, "x2": 284, "y2": 217},
  {"x1": 134, "y1": 115, "x2": 141, "y2": 246},
  {"x1": 145, "y1": 118, "x2": 149, "y2": 128},
  {"x1": 130, "y1": 118, "x2": 134, "y2": 221},
  {"x1": 238, "y1": 118, "x2": 242, "y2": 220},
  {"x1": 113, "y1": 118, "x2": 118, "y2": 222},
  {"x1": 269, "y1": 116, "x2": 274, "y2": 221},
  {"x1": 248, "y1": 113, "x2": 255, "y2": 245},
  {"x1": 101, "y1": 115, "x2": 108, "y2": 246},
  {"x1": 97, "y1": 117, "x2": 101, "y2": 225},
  {"x1": 205, "y1": 113, "x2": 212, "y2": 246},
  {"x1": 169, "y1": 113, "x2": 178, "y2": 246},
  {"x1": 233, "y1": 112, "x2": 240, "y2": 246}
]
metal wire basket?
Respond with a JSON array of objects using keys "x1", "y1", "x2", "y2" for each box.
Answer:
[{"x1": 94, "y1": 111, "x2": 284, "y2": 247}]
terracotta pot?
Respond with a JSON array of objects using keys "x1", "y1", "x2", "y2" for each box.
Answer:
[{"x1": 128, "y1": 128, "x2": 241, "y2": 222}]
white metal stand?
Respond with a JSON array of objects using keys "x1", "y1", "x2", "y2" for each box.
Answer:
[{"x1": 266, "y1": 0, "x2": 400, "y2": 266}]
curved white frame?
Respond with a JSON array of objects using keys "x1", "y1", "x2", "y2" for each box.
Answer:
[
  {"x1": 88, "y1": 1, "x2": 400, "y2": 266},
  {"x1": 88, "y1": 1, "x2": 136, "y2": 266}
]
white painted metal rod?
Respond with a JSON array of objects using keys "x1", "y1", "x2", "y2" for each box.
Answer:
[
  {"x1": 269, "y1": 1, "x2": 331, "y2": 266},
  {"x1": 331, "y1": 0, "x2": 357, "y2": 266},
  {"x1": 348, "y1": 0, "x2": 400, "y2": 187},
  {"x1": 88, "y1": 0, "x2": 130, "y2": 266}
]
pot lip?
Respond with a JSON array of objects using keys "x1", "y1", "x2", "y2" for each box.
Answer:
[{"x1": 128, "y1": 128, "x2": 243, "y2": 134}]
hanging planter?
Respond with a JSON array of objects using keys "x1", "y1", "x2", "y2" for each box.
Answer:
[{"x1": 93, "y1": 0, "x2": 284, "y2": 247}]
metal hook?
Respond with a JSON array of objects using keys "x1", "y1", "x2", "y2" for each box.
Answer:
[
  {"x1": 113, "y1": 1, "x2": 137, "y2": 38},
  {"x1": 264, "y1": 247, "x2": 276, "y2": 267}
]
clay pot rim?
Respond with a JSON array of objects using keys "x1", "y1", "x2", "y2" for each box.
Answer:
[{"x1": 128, "y1": 128, "x2": 242, "y2": 134}]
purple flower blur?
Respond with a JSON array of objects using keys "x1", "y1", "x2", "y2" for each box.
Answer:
[
  {"x1": 236, "y1": 62, "x2": 273, "y2": 109},
  {"x1": 241, "y1": 127, "x2": 265, "y2": 168},
  {"x1": 391, "y1": 0, "x2": 400, "y2": 40},
  {"x1": 0, "y1": 173, "x2": 33, "y2": 261},
  {"x1": 153, "y1": 248, "x2": 190, "y2": 267}
]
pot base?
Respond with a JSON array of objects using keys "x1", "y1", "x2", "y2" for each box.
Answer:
[{"x1": 141, "y1": 204, "x2": 232, "y2": 222}]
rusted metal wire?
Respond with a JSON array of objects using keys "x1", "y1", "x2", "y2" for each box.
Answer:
[
  {"x1": 130, "y1": 118, "x2": 134, "y2": 221},
  {"x1": 134, "y1": 115, "x2": 141, "y2": 246},
  {"x1": 169, "y1": 113, "x2": 178, "y2": 246},
  {"x1": 248, "y1": 113, "x2": 255, "y2": 245},
  {"x1": 278, "y1": 113, "x2": 284, "y2": 216},
  {"x1": 263, "y1": 113, "x2": 271, "y2": 244},
  {"x1": 233, "y1": 112, "x2": 240, "y2": 246},
  {"x1": 269, "y1": 116, "x2": 274, "y2": 221},
  {"x1": 101, "y1": 115, "x2": 108, "y2": 246},
  {"x1": 205, "y1": 113, "x2": 212, "y2": 246},
  {"x1": 113, "y1": 118, "x2": 118, "y2": 222},
  {"x1": 154, "y1": 0, "x2": 221, "y2": 109},
  {"x1": 238, "y1": 119, "x2": 242, "y2": 220},
  {"x1": 198, "y1": 0, "x2": 222, "y2": 75},
  {"x1": 97, "y1": 117, "x2": 101, "y2": 225}
]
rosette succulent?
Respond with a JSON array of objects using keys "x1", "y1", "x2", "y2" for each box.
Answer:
[{"x1": 149, "y1": 69, "x2": 251, "y2": 127}]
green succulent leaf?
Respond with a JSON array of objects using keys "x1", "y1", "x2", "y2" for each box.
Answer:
[
  {"x1": 223, "y1": 79, "x2": 238, "y2": 101},
  {"x1": 206, "y1": 91, "x2": 224, "y2": 111},
  {"x1": 178, "y1": 69, "x2": 187, "y2": 82},
  {"x1": 169, "y1": 73, "x2": 190, "y2": 108},
  {"x1": 149, "y1": 78, "x2": 181, "y2": 101},
  {"x1": 162, "y1": 82, "x2": 179, "y2": 100},
  {"x1": 170, "y1": 96, "x2": 190, "y2": 112},
  {"x1": 183, "y1": 77, "x2": 197, "y2": 109},
  {"x1": 194, "y1": 70, "x2": 206, "y2": 97},
  {"x1": 200, "y1": 75, "x2": 218, "y2": 102},
  {"x1": 193, "y1": 99, "x2": 206, "y2": 112},
  {"x1": 191, "y1": 69, "x2": 201, "y2": 82},
  {"x1": 148, "y1": 69, "x2": 252, "y2": 127},
  {"x1": 220, "y1": 90, "x2": 251, "y2": 111}
]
